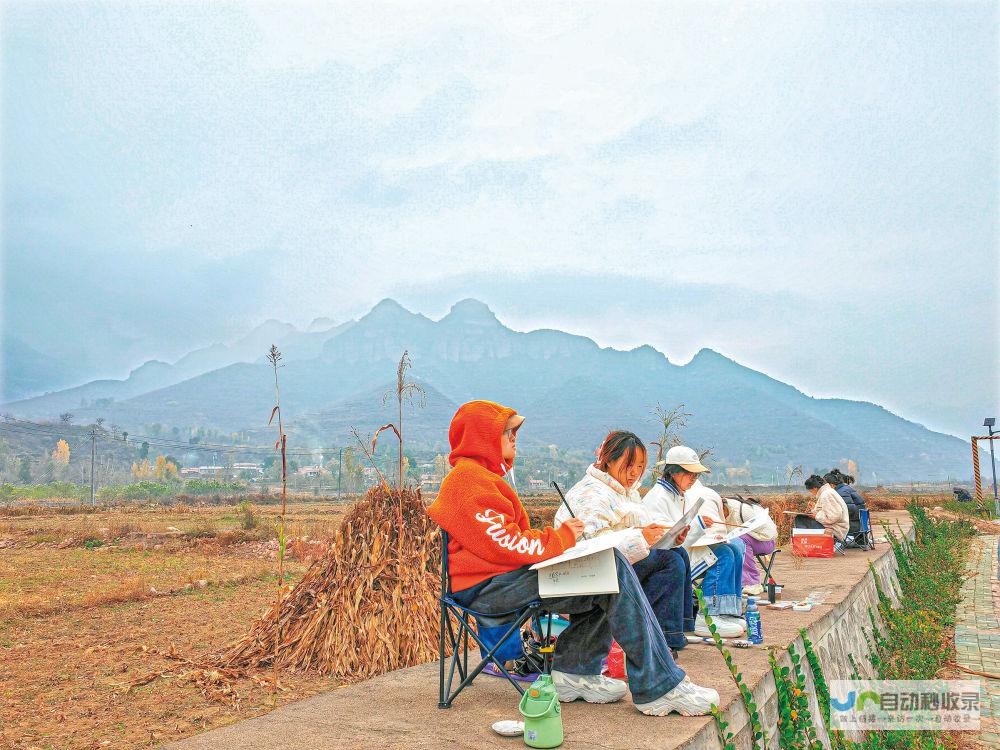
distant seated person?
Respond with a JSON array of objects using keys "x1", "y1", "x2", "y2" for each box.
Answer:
[
  {"x1": 795, "y1": 475, "x2": 851, "y2": 551},
  {"x1": 644, "y1": 447, "x2": 747, "y2": 638},
  {"x1": 826, "y1": 470, "x2": 865, "y2": 541},
  {"x1": 553, "y1": 430, "x2": 695, "y2": 654},
  {"x1": 426, "y1": 401, "x2": 719, "y2": 716},
  {"x1": 724, "y1": 494, "x2": 777, "y2": 596}
]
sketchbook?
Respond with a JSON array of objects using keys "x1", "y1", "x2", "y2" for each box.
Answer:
[
  {"x1": 530, "y1": 530, "x2": 630, "y2": 597},
  {"x1": 687, "y1": 513, "x2": 771, "y2": 548},
  {"x1": 651, "y1": 497, "x2": 705, "y2": 550}
]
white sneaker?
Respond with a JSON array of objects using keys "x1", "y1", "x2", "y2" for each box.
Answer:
[
  {"x1": 551, "y1": 670, "x2": 627, "y2": 703},
  {"x1": 635, "y1": 676, "x2": 721, "y2": 716},
  {"x1": 718, "y1": 614, "x2": 748, "y2": 634},
  {"x1": 694, "y1": 612, "x2": 743, "y2": 638},
  {"x1": 743, "y1": 583, "x2": 764, "y2": 596}
]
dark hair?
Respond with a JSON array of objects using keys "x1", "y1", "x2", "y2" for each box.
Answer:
[
  {"x1": 596, "y1": 431, "x2": 647, "y2": 473},
  {"x1": 845, "y1": 475, "x2": 855, "y2": 484},
  {"x1": 804, "y1": 474, "x2": 825, "y2": 490},
  {"x1": 661, "y1": 463, "x2": 689, "y2": 480},
  {"x1": 823, "y1": 470, "x2": 843, "y2": 485}
]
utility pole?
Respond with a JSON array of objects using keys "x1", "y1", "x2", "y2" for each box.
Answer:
[
  {"x1": 337, "y1": 447, "x2": 343, "y2": 500},
  {"x1": 985, "y1": 418, "x2": 998, "y2": 516},
  {"x1": 89, "y1": 426, "x2": 97, "y2": 506}
]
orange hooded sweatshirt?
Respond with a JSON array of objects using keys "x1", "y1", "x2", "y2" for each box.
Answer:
[{"x1": 426, "y1": 400, "x2": 577, "y2": 592}]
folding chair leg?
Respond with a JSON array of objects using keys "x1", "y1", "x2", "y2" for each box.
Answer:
[
  {"x1": 438, "y1": 603, "x2": 447, "y2": 708},
  {"x1": 463, "y1": 612, "x2": 469, "y2": 678},
  {"x1": 756, "y1": 550, "x2": 779, "y2": 586},
  {"x1": 446, "y1": 615, "x2": 531, "y2": 702},
  {"x1": 438, "y1": 605, "x2": 538, "y2": 708},
  {"x1": 442, "y1": 612, "x2": 464, "y2": 707}
]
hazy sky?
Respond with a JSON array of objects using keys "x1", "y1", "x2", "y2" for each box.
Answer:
[{"x1": 2, "y1": 1, "x2": 997, "y2": 437}]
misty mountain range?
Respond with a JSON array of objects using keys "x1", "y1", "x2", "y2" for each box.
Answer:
[{"x1": 2, "y1": 298, "x2": 973, "y2": 482}]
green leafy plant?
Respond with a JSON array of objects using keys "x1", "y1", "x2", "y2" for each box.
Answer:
[
  {"x1": 237, "y1": 499, "x2": 257, "y2": 530},
  {"x1": 694, "y1": 587, "x2": 764, "y2": 750},
  {"x1": 787, "y1": 504, "x2": 974, "y2": 750}
]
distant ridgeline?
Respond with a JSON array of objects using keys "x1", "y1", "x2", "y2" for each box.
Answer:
[{"x1": 1, "y1": 299, "x2": 973, "y2": 483}]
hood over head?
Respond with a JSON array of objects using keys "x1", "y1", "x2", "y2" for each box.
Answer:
[{"x1": 448, "y1": 400, "x2": 519, "y2": 475}]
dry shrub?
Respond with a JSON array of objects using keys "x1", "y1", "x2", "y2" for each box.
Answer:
[
  {"x1": 81, "y1": 576, "x2": 151, "y2": 608},
  {"x1": 759, "y1": 494, "x2": 812, "y2": 545},
  {"x1": 214, "y1": 530, "x2": 244, "y2": 547},
  {"x1": 288, "y1": 538, "x2": 329, "y2": 564},
  {"x1": 521, "y1": 495, "x2": 559, "y2": 529},
  {"x1": 68, "y1": 517, "x2": 103, "y2": 543},
  {"x1": 865, "y1": 493, "x2": 913, "y2": 511},
  {"x1": 217, "y1": 485, "x2": 440, "y2": 678},
  {"x1": 108, "y1": 520, "x2": 141, "y2": 538},
  {"x1": 186, "y1": 519, "x2": 218, "y2": 539},
  {"x1": 298, "y1": 519, "x2": 340, "y2": 541}
]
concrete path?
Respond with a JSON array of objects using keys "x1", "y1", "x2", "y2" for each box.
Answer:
[
  {"x1": 165, "y1": 511, "x2": 912, "y2": 750},
  {"x1": 955, "y1": 534, "x2": 1000, "y2": 747}
]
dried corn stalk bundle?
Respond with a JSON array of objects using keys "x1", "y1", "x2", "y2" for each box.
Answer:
[{"x1": 218, "y1": 485, "x2": 442, "y2": 678}]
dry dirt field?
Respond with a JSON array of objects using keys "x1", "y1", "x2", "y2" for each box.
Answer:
[
  {"x1": 0, "y1": 499, "x2": 352, "y2": 750},
  {"x1": 0, "y1": 490, "x2": 965, "y2": 749}
]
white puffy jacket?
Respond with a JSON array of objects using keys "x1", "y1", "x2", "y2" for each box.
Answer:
[
  {"x1": 724, "y1": 497, "x2": 777, "y2": 542},
  {"x1": 553, "y1": 464, "x2": 651, "y2": 564},
  {"x1": 812, "y1": 484, "x2": 850, "y2": 541}
]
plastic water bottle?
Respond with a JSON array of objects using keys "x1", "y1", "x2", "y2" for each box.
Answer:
[{"x1": 745, "y1": 597, "x2": 763, "y2": 644}]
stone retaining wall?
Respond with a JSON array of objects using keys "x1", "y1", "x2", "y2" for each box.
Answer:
[{"x1": 693, "y1": 533, "x2": 906, "y2": 750}]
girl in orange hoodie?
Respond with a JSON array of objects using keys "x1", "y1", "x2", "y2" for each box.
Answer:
[{"x1": 427, "y1": 400, "x2": 719, "y2": 716}]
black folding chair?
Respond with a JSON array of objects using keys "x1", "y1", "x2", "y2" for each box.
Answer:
[
  {"x1": 755, "y1": 548, "x2": 780, "y2": 586},
  {"x1": 438, "y1": 530, "x2": 547, "y2": 708}
]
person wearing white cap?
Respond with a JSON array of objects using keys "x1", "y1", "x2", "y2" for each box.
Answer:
[{"x1": 643, "y1": 446, "x2": 747, "y2": 637}]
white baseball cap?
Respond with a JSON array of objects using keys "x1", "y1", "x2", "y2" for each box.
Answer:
[{"x1": 663, "y1": 445, "x2": 710, "y2": 473}]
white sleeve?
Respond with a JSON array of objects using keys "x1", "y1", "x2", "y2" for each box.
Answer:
[
  {"x1": 643, "y1": 485, "x2": 682, "y2": 525},
  {"x1": 616, "y1": 528, "x2": 651, "y2": 564},
  {"x1": 565, "y1": 484, "x2": 618, "y2": 539},
  {"x1": 699, "y1": 487, "x2": 727, "y2": 526}
]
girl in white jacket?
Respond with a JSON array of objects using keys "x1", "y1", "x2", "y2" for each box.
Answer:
[
  {"x1": 554, "y1": 431, "x2": 696, "y2": 651},
  {"x1": 725, "y1": 495, "x2": 777, "y2": 595},
  {"x1": 643, "y1": 446, "x2": 747, "y2": 637}
]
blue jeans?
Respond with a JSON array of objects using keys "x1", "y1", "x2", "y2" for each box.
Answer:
[
  {"x1": 632, "y1": 547, "x2": 694, "y2": 649},
  {"x1": 700, "y1": 538, "x2": 745, "y2": 616},
  {"x1": 452, "y1": 549, "x2": 686, "y2": 704}
]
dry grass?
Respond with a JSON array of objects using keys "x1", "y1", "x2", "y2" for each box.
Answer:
[
  {"x1": 0, "y1": 499, "x2": 347, "y2": 551},
  {"x1": 80, "y1": 575, "x2": 152, "y2": 608},
  {"x1": 218, "y1": 485, "x2": 441, "y2": 678},
  {"x1": 3, "y1": 578, "x2": 344, "y2": 750},
  {"x1": 0, "y1": 500, "x2": 97, "y2": 517},
  {"x1": 0, "y1": 499, "x2": 353, "y2": 750},
  {"x1": 0, "y1": 546, "x2": 295, "y2": 622}
]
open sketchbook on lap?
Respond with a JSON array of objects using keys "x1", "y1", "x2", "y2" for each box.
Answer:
[{"x1": 530, "y1": 529, "x2": 634, "y2": 597}]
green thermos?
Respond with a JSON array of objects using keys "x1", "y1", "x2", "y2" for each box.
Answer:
[{"x1": 518, "y1": 673, "x2": 563, "y2": 748}]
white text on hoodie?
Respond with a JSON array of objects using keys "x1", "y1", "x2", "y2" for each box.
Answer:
[{"x1": 475, "y1": 509, "x2": 544, "y2": 556}]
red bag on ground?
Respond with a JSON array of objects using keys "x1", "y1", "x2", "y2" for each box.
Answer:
[
  {"x1": 604, "y1": 640, "x2": 626, "y2": 679},
  {"x1": 792, "y1": 529, "x2": 834, "y2": 558}
]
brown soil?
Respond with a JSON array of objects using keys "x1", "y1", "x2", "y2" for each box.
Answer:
[{"x1": 0, "y1": 501, "x2": 353, "y2": 750}]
